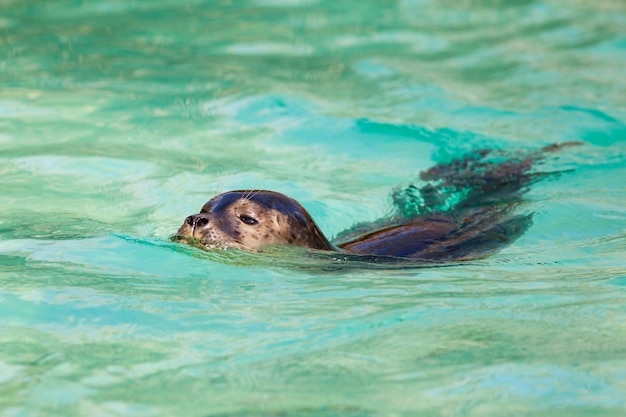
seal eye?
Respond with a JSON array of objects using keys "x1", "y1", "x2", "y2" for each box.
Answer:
[{"x1": 239, "y1": 214, "x2": 259, "y2": 225}]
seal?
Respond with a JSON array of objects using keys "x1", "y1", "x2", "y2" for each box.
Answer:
[{"x1": 176, "y1": 143, "x2": 581, "y2": 262}]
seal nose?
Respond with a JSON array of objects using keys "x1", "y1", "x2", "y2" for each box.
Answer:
[{"x1": 186, "y1": 214, "x2": 209, "y2": 229}]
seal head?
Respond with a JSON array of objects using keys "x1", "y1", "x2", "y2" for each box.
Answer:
[{"x1": 176, "y1": 190, "x2": 333, "y2": 252}]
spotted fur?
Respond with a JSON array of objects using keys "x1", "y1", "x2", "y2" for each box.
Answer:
[{"x1": 176, "y1": 190, "x2": 333, "y2": 252}]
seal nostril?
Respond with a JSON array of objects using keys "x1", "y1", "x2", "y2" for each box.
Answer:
[{"x1": 186, "y1": 214, "x2": 209, "y2": 229}]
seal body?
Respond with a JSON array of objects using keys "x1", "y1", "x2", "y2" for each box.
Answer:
[
  {"x1": 176, "y1": 144, "x2": 579, "y2": 261},
  {"x1": 176, "y1": 188, "x2": 529, "y2": 261}
]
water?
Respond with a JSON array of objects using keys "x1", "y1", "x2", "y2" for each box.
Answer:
[{"x1": 1, "y1": 0, "x2": 626, "y2": 415}]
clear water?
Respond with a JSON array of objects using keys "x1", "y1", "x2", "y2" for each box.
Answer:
[{"x1": 1, "y1": 0, "x2": 626, "y2": 416}]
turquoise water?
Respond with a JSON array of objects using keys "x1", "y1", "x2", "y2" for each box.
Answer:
[{"x1": 2, "y1": 0, "x2": 626, "y2": 415}]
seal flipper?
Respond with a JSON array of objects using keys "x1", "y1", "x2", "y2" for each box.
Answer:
[{"x1": 395, "y1": 142, "x2": 582, "y2": 218}]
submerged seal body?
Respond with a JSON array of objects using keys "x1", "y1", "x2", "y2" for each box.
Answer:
[
  {"x1": 176, "y1": 189, "x2": 529, "y2": 261},
  {"x1": 176, "y1": 144, "x2": 580, "y2": 262}
]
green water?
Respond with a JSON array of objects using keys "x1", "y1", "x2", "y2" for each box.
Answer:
[{"x1": 1, "y1": 0, "x2": 626, "y2": 416}]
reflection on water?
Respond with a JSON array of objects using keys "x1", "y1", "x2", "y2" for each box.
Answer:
[{"x1": 1, "y1": 0, "x2": 626, "y2": 416}]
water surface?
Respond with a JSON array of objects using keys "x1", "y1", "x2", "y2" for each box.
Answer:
[{"x1": 1, "y1": 1, "x2": 626, "y2": 416}]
